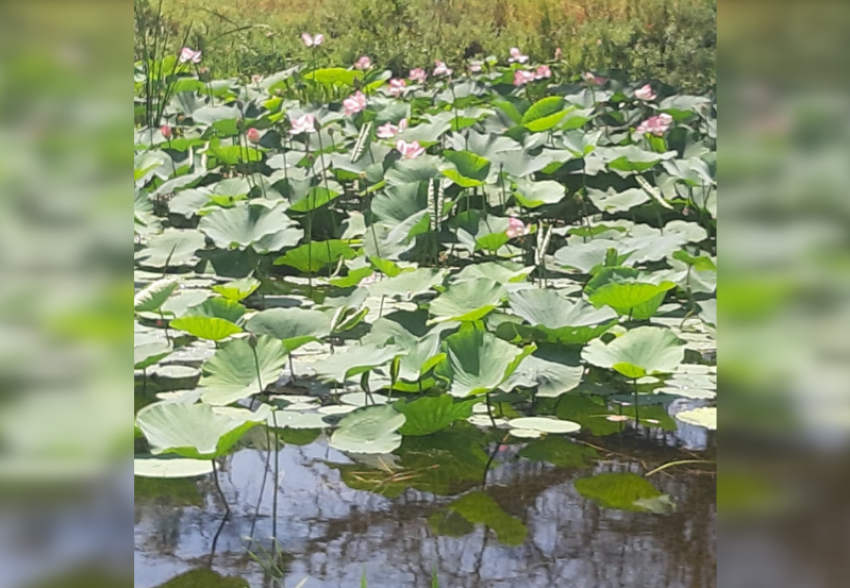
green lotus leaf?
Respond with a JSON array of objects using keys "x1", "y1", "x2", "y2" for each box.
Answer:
[
  {"x1": 199, "y1": 203, "x2": 301, "y2": 253},
  {"x1": 508, "y1": 288, "x2": 618, "y2": 344},
  {"x1": 586, "y1": 187, "x2": 650, "y2": 213},
  {"x1": 135, "y1": 229, "x2": 206, "y2": 268},
  {"x1": 311, "y1": 344, "x2": 406, "y2": 383},
  {"x1": 384, "y1": 155, "x2": 441, "y2": 186},
  {"x1": 440, "y1": 150, "x2": 491, "y2": 188},
  {"x1": 506, "y1": 416, "x2": 581, "y2": 434},
  {"x1": 273, "y1": 240, "x2": 358, "y2": 274},
  {"x1": 582, "y1": 326, "x2": 686, "y2": 379},
  {"x1": 574, "y1": 473, "x2": 670, "y2": 512},
  {"x1": 451, "y1": 261, "x2": 532, "y2": 285},
  {"x1": 521, "y1": 96, "x2": 568, "y2": 132},
  {"x1": 168, "y1": 317, "x2": 242, "y2": 342},
  {"x1": 585, "y1": 267, "x2": 676, "y2": 319},
  {"x1": 672, "y1": 250, "x2": 717, "y2": 272},
  {"x1": 329, "y1": 405, "x2": 406, "y2": 454},
  {"x1": 429, "y1": 278, "x2": 506, "y2": 323},
  {"x1": 396, "y1": 395, "x2": 477, "y2": 436},
  {"x1": 597, "y1": 146, "x2": 676, "y2": 173},
  {"x1": 134, "y1": 339, "x2": 172, "y2": 370},
  {"x1": 362, "y1": 310, "x2": 451, "y2": 382},
  {"x1": 154, "y1": 568, "x2": 250, "y2": 588},
  {"x1": 288, "y1": 185, "x2": 342, "y2": 213},
  {"x1": 211, "y1": 277, "x2": 261, "y2": 302},
  {"x1": 435, "y1": 328, "x2": 535, "y2": 397},
  {"x1": 267, "y1": 410, "x2": 329, "y2": 430},
  {"x1": 502, "y1": 350, "x2": 584, "y2": 397},
  {"x1": 199, "y1": 335, "x2": 289, "y2": 405},
  {"x1": 554, "y1": 394, "x2": 622, "y2": 436},
  {"x1": 448, "y1": 491, "x2": 527, "y2": 546},
  {"x1": 178, "y1": 297, "x2": 247, "y2": 323},
  {"x1": 553, "y1": 239, "x2": 632, "y2": 274},
  {"x1": 368, "y1": 268, "x2": 448, "y2": 301},
  {"x1": 134, "y1": 278, "x2": 180, "y2": 313},
  {"x1": 245, "y1": 307, "x2": 332, "y2": 353},
  {"x1": 512, "y1": 178, "x2": 566, "y2": 208},
  {"x1": 675, "y1": 406, "x2": 716, "y2": 430},
  {"x1": 133, "y1": 455, "x2": 213, "y2": 478},
  {"x1": 135, "y1": 402, "x2": 269, "y2": 459}
]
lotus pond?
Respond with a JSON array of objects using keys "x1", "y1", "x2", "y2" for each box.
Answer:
[{"x1": 134, "y1": 51, "x2": 716, "y2": 587}]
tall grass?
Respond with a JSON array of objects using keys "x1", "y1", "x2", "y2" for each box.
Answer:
[{"x1": 136, "y1": 0, "x2": 715, "y2": 93}]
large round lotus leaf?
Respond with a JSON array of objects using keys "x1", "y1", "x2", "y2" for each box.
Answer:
[
  {"x1": 450, "y1": 261, "x2": 532, "y2": 285},
  {"x1": 312, "y1": 344, "x2": 405, "y2": 384},
  {"x1": 245, "y1": 307, "x2": 332, "y2": 352},
  {"x1": 211, "y1": 277, "x2": 261, "y2": 302},
  {"x1": 502, "y1": 351, "x2": 584, "y2": 398},
  {"x1": 429, "y1": 278, "x2": 506, "y2": 323},
  {"x1": 367, "y1": 268, "x2": 448, "y2": 301},
  {"x1": 585, "y1": 267, "x2": 676, "y2": 320},
  {"x1": 135, "y1": 229, "x2": 206, "y2": 268},
  {"x1": 509, "y1": 428, "x2": 543, "y2": 439},
  {"x1": 134, "y1": 339, "x2": 172, "y2": 370},
  {"x1": 586, "y1": 187, "x2": 650, "y2": 213},
  {"x1": 396, "y1": 395, "x2": 477, "y2": 436},
  {"x1": 133, "y1": 455, "x2": 213, "y2": 478},
  {"x1": 439, "y1": 150, "x2": 491, "y2": 188},
  {"x1": 178, "y1": 297, "x2": 247, "y2": 322},
  {"x1": 508, "y1": 289, "x2": 617, "y2": 344},
  {"x1": 507, "y1": 417, "x2": 581, "y2": 434},
  {"x1": 169, "y1": 317, "x2": 242, "y2": 341},
  {"x1": 582, "y1": 326, "x2": 686, "y2": 379},
  {"x1": 512, "y1": 177, "x2": 566, "y2": 208},
  {"x1": 199, "y1": 335, "x2": 289, "y2": 405},
  {"x1": 674, "y1": 406, "x2": 716, "y2": 430},
  {"x1": 199, "y1": 202, "x2": 301, "y2": 252},
  {"x1": 274, "y1": 240, "x2": 357, "y2": 274},
  {"x1": 340, "y1": 392, "x2": 390, "y2": 407},
  {"x1": 135, "y1": 402, "x2": 269, "y2": 459},
  {"x1": 574, "y1": 472, "x2": 669, "y2": 512},
  {"x1": 435, "y1": 328, "x2": 535, "y2": 397},
  {"x1": 150, "y1": 365, "x2": 201, "y2": 390},
  {"x1": 318, "y1": 405, "x2": 358, "y2": 416},
  {"x1": 329, "y1": 405, "x2": 406, "y2": 454},
  {"x1": 267, "y1": 410, "x2": 328, "y2": 430},
  {"x1": 134, "y1": 278, "x2": 180, "y2": 312}
]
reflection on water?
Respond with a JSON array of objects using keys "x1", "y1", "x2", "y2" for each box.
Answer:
[{"x1": 134, "y1": 424, "x2": 715, "y2": 588}]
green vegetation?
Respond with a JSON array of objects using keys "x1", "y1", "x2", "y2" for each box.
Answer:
[{"x1": 136, "y1": 0, "x2": 716, "y2": 93}]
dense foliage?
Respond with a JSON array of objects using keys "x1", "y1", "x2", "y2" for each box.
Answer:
[
  {"x1": 134, "y1": 43, "x2": 716, "y2": 486},
  {"x1": 136, "y1": 0, "x2": 716, "y2": 93}
]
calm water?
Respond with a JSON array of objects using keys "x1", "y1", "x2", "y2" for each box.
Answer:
[{"x1": 134, "y1": 420, "x2": 715, "y2": 588}]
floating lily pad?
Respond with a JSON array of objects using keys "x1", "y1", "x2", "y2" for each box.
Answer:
[
  {"x1": 133, "y1": 455, "x2": 213, "y2": 478},
  {"x1": 674, "y1": 406, "x2": 716, "y2": 430},
  {"x1": 329, "y1": 405, "x2": 406, "y2": 454},
  {"x1": 507, "y1": 417, "x2": 581, "y2": 434}
]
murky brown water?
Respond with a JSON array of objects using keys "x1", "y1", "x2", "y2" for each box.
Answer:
[{"x1": 134, "y1": 423, "x2": 715, "y2": 588}]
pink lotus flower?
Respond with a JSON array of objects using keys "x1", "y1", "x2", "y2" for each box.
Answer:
[
  {"x1": 354, "y1": 55, "x2": 372, "y2": 70},
  {"x1": 636, "y1": 113, "x2": 673, "y2": 136},
  {"x1": 554, "y1": 47, "x2": 563, "y2": 60},
  {"x1": 160, "y1": 124, "x2": 172, "y2": 139},
  {"x1": 395, "y1": 139, "x2": 425, "y2": 159},
  {"x1": 433, "y1": 60, "x2": 453, "y2": 77},
  {"x1": 508, "y1": 47, "x2": 529, "y2": 64},
  {"x1": 251, "y1": 74, "x2": 263, "y2": 85},
  {"x1": 468, "y1": 61, "x2": 483, "y2": 73},
  {"x1": 582, "y1": 72, "x2": 607, "y2": 86},
  {"x1": 246, "y1": 127, "x2": 261, "y2": 144},
  {"x1": 534, "y1": 65, "x2": 551, "y2": 80},
  {"x1": 635, "y1": 84, "x2": 656, "y2": 101},
  {"x1": 343, "y1": 91, "x2": 367, "y2": 116},
  {"x1": 289, "y1": 113, "x2": 317, "y2": 135},
  {"x1": 301, "y1": 32, "x2": 324, "y2": 47},
  {"x1": 387, "y1": 79, "x2": 407, "y2": 97},
  {"x1": 506, "y1": 217, "x2": 528, "y2": 238},
  {"x1": 513, "y1": 70, "x2": 536, "y2": 87},
  {"x1": 179, "y1": 47, "x2": 202, "y2": 64},
  {"x1": 409, "y1": 68, "x2": 428, "y2": 83},
  {"x1": 377, "y1": 119, "x2": 408, "y2": 139}
]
